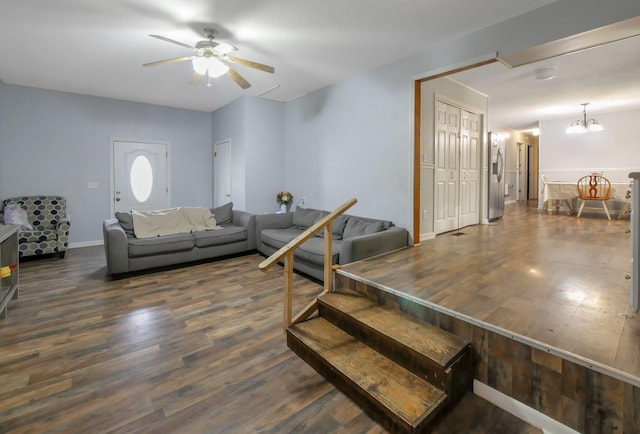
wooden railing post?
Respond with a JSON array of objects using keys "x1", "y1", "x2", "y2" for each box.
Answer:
[
  {"x1": 323, "y1": 223, "x2": 333, "y2": 292},
  {"x1": 259, "y1": 198, "x2": 358, "y2": 328},
  {"x1": 284, "y1": 253, "x2": 294, "y2": 327}
]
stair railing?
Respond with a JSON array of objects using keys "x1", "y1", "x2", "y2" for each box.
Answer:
[{"x1": 259, "y1": 198, "x2": 357, "y2": 328}]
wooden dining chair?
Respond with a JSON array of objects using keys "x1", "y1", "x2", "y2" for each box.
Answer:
[{"x1": 576, "y1": 174, "x2": 612, "y2": 220}]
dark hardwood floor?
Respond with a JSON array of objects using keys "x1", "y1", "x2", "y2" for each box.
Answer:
[
  {"x1": 342, "y1": 200, "x2": 639, "y2": 380},
  {"x1": 1, "y1": 250, "x2": 386, "y2": 433},
  {"x1": 1, "y1": 202, "x2": 596, "y2": 433}
]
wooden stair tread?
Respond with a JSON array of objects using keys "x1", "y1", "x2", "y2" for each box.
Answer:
[
  {"x1": 289, "y1": 317, "x2": 447, "y2": 429},
  {"x1": 320, "y1": 292, "x2": 468, "y2": 369}
]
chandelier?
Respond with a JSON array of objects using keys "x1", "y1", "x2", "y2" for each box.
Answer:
[{"x1": 566, "y1": 103, "x2": 604, "y2": 134}]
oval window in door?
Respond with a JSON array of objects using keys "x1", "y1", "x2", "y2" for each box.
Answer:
[{"x1": 130, "y1": 155, "x2": 153, "y2": 203}]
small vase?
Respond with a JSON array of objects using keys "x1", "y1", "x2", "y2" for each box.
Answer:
[{"x1": 280, "y1": 203, "x2": 288, "y2": 213}]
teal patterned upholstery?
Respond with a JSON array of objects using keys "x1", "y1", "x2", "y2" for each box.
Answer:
[{"x1": 3, "y1": 196, "x2": 70, "y2": 258}]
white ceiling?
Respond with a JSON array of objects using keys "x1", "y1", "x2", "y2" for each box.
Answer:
[
  {"x1": 448, "y1": 33, "x2": 640, "y2": 130},
  {"x1": 0, "y1": 0, "x2": 558, "y2": 114}
]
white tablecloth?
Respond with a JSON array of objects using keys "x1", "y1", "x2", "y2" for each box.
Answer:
[{"x1": 542, "y1": 180, "x2": 631, "y2": 215}]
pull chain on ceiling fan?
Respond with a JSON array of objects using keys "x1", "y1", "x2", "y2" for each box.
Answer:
[{"x1": 143, "y1": 28, "x2": 274, "y2": 89}]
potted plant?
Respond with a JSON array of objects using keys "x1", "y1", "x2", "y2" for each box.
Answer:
[{"x1": 276, "y1": 191, "x2": 293, "y2": 213}]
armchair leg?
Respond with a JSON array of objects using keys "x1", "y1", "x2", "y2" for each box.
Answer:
[{"x1": 58, "y1": 251, "x2": 66, "y2": 259}]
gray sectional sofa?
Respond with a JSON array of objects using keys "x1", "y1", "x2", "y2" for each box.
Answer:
[
  {"x1": 103, "y1": 202, "x2": 255, "y2": 274},
  {"x1": 256, "y1": 207, "x2": 409, "y2": 281}
]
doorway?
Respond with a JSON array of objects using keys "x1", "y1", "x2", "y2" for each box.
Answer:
[
  {"x1": 110, "y1": 139, "x2": 169, "y2": 215},
  {"x1": 527, "y1": 143, "x2": 539, "y2": 200},
  {"x1": 213, "y1": 139, "x2": 232, "y2": 207},
  {"x1": 433, "y1": 100, "x2": 482, "y2": 234}
]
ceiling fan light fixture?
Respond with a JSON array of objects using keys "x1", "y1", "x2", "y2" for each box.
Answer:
[
  {"x1": 214, "y1": 42, "x2": 236, "y2": 55},
  {"x1": 192, "y1": 57, "x2": 229, "y2": 78},
  {"x1": 566, "y1": 103, "x2": 604, "y2": 134}
]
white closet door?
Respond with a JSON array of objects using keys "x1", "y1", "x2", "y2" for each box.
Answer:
[
  {"x1": 434, "y1": 101, "x2": 460, "y2": 234},
  {"x1": 434, "y1": 102, "x2": 481, "y2": 234},
  {"x1": 459, "y1": 110, "x2": 481, "y2": 228}
]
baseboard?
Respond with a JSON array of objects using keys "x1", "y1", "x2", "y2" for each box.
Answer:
[
  {"x1": 69, "y1": 240, "x2": 103, "y2": 249},
  {"x1": 473, "y1": 380, "x2": 579, "y2": 434},
  {"x1": 419, "y1": 232, "x2": 435, "y2": 242}
]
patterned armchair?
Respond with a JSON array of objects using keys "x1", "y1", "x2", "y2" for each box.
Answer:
[{"x1": 2, "y1": 196, "x2": 70, "y2": 258}]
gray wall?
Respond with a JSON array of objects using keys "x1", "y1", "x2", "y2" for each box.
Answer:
[
  {"x1": 0, "y1": 83, "x2": 213, "y2": 245},
  {"x1": 211, "y1": 96, "x2": 285, "y2": 214},
  {"x1": 280, "y1": 0, "x2": 640, "y2": 231},
  {"x1": 1, "y1": 0, "x2": 638, "y2": 246}
]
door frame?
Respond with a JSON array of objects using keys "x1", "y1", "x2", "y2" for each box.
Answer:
[
  {"x1": 213, "y1": 139, "x2": 232, "y2": 207},
  {"x1": 109, "y1": 138, "x2": 170, "y2": 216},
  {"x1": 413, "y1": 57, "x2": 496, "y2": 244}
]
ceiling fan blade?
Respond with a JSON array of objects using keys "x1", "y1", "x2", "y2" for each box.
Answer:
[
  {"x1": 149, "y1": 34, "x2": 195, "y2": 51},
  {"x1": 189, "y1": 71, "x2": 204, "y2": 85},
  {"x1": 143, "y1": 56, "x2": 193, "y2": 67},
  {"x1": 226, "y1": 67, "x2": 251, "y2": 89},
  {"x1": 226, "y1": 56, "x2": 275, "y2": 73}
]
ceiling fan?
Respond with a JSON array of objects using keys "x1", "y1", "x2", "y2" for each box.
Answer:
[{"x1": 143, "y1": 28, "x2": 274, "y2": 89}]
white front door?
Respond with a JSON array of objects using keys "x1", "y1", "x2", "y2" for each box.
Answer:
[
  {"x1": 111, "y1": 140, "x2": 169, "y2": 214},
  {"x1": 213, "y1": 139, "x2": 232, "y2": 207}
]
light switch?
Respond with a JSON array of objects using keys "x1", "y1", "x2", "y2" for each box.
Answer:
[{"x1": 87, "y1": 182, "x2": 99, "y2": 189}]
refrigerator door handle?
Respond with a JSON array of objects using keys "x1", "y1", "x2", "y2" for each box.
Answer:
[{"x1": 496, "y1": 149, "x2": 504, "y2": 183}]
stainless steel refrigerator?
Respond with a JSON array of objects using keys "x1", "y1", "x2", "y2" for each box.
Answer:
[{"x1": 488, "y1": 132, "x2": 505, "y2": 221}]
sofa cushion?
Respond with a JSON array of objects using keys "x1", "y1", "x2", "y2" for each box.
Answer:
[
  {"x1": 315, "y1": 214, "x2": 349, "y2": 240},
  {"x1": 261, "y1": 228, "x2": 304, "y2": 249},
  {"x1": 128, "y1": 233, "x2": 195, "y2": 258},
  {"x1": 19, "y1": 229, "x2": 57, "y2": 244},
  {"x1": 211, "y1": 202, "x2": 233, "y2": 226},
  {"x1": 292, "y1": 207, "x2": 327, "y2": 229},
  {"x1": 294, "y1": 237, "x2": 342, "y2": 266},
  {"x1": 343, "y1": 217, "x2": 385, "y2": 239},
  {"x1": 261, "y1": 228, "x2": 341, "y2": 266},
  {"x1": 193, "y1": 225, "x2": 247, "y2": 247},
  {"x1": 115, "y1": 212, "x2": 135, "y2": 237}
]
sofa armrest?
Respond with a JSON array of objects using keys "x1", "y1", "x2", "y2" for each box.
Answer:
[
  {"x1": 232, "y1": 210, "x2": 257, "y2": 250},
  {"x1": 255, "y1": 212, "x2": 294, "y2": 252},
  {"x1": 103, "y1": 218, "x2": 130, "y2": 274},
  {"x1": 55, "y1": 219, "x2": 71, "y2": 252},
  {"x1": 339, "y1": 227, "x2": 409, "y2": 265}
]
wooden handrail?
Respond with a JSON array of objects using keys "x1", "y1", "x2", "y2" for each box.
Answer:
[{"x1": 259, "y1": 198, "x2": 357, "y2": 327}]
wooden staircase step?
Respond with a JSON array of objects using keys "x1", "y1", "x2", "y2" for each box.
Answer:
[
  {"x1": 318, "y1": 292, "x2": 472, "y2": 401},
  {"x1": 288, "y1": 317, "x2": 448, "y2": 433}
]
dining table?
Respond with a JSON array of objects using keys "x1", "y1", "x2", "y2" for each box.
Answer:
[{"x1": 542, "y1": 179, "x2": 631, "y2": 217}]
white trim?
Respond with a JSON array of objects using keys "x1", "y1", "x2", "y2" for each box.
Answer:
[
  {"x1": 412, "y1": 52, "x2": 499, "y2": 81},
  {"x1": 69, "y1": 240, "x2": 103, "y2": 249},
  {"x1": 419, "y1": 232, "x2": 435, "y2": 242},
  {"x1": 473, "y1": 381, "x2": 579, "y2": 434}
]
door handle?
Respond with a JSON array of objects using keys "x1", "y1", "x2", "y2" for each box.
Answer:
[{"x1": 116, "y1": 198, "x2": 121, "y2": 201}]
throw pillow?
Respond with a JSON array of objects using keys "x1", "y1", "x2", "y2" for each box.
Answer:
[
  {"x1": 292, "y1": 207, "x2": 324, "y2": 229},
  {"x1": 342, "y1": 218, "x2": 384, "y2": 239},
  {"x1": 115, "y1": 212, "x2": 135, "y2": 236},
  {"x1": 210, "y1": 202, "x2": 233, "y2": 225},
  {"x1": 3, "y1": 204, "x2": 33, "y2": 231},
  {"x1": 315, "y1": 214, "x2": 350, "y2": 240}
]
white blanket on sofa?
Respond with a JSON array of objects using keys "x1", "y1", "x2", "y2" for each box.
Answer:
[{"x1": 131, "y1": 207, "x2": 220, "y2": 239}]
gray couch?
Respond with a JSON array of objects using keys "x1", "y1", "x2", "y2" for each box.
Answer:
[
  {"x1": 103, "y1": 203, "x2": 255, "y2": 275},
  {"x1": 256, "y1": 207, "x2": 409, "y2": 281}
]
